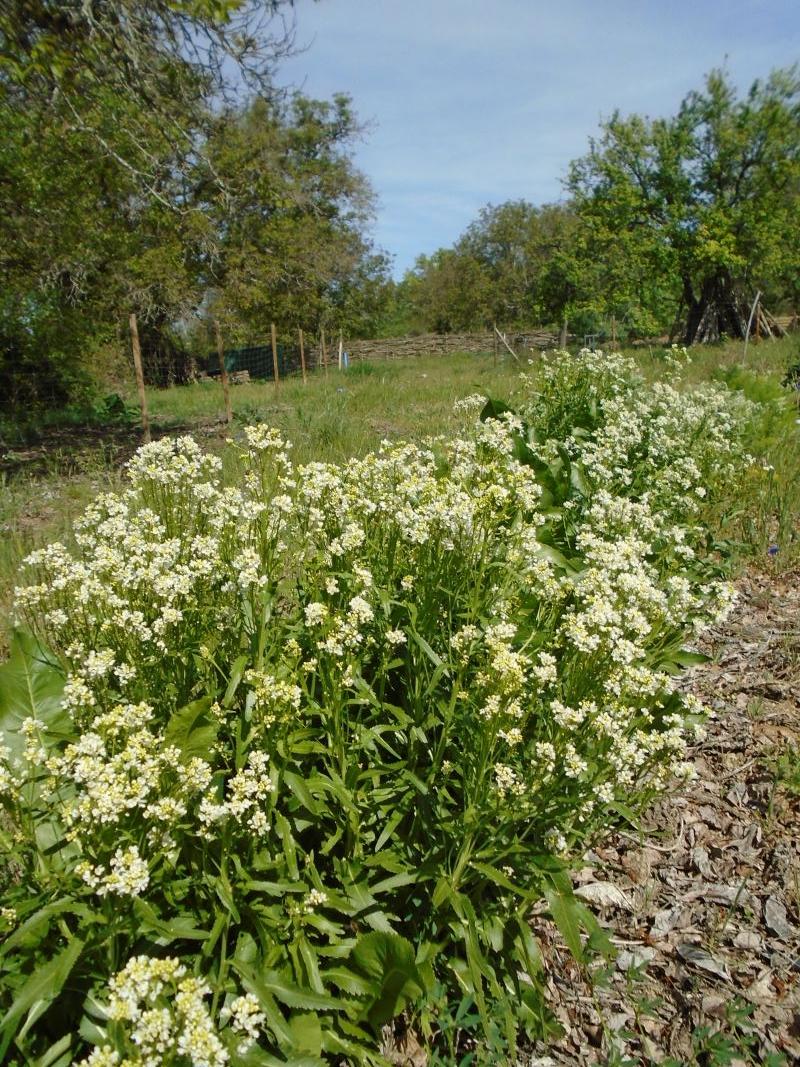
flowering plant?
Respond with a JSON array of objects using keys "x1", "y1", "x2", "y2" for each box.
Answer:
[{"x1": 0, "y1": 360, "x2": 754, "y2": 1063}]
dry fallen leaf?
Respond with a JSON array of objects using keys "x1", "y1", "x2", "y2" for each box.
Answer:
[
  {"x1": 650, "y1": 905, "x2": 689, "y2": 939},
  {"x1": 745, "y1": 969, "x2": 777, "y2": 1006},
  {"x1": 733, "y1": 930, "x2": 762, "y2": 951},
  {"x1": 574, "y1": 881, "x2": 634, "y2": 911},
  {"x1": 764, "y1": 896, "x2": 795, "y2": 941},
  {"x1": 617, "y1": 946, "x2": 656, "y2": 972},
  {"x1": 676, "y1": 942, "x2": 731, "y2": 981}
]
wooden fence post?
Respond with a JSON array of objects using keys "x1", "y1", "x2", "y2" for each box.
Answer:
[
  {"x1": 298, "y1": 328, "x2": 307, "y2": 384},
  {"x1": 743, "y1": 290, "x2": 762, "y2": 361},
  {"x1": 214, "y1": 320, "x2": 232, "y2": 425},
  {"x1": 129, "y1": 312, "x2": 151, "y2": 443},
  {"x1": 270, "y1": 323, "x2": 280, "y2": 391},
  {"x1": 338, "y1": 330, "x2": 343, "y2": 370},
  {"x1": 321, "y1": 326, "x2": 328, "y2": 378}
]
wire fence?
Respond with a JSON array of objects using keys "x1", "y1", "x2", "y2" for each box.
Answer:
[{"x1": 204, "y1": 341, "x2": 306, "y2": 382}]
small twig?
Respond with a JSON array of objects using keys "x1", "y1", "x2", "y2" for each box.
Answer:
[
  {"x1": 719, "y1": 757, "x2": 761, "y2": 780},
  {"x1": 616, "y1": 831, "x2": 675, "y2": 854}
]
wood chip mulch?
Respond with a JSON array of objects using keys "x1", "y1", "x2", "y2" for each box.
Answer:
[{"x1": 526, "y1": 569, "x2": 800, "y2": 1065}]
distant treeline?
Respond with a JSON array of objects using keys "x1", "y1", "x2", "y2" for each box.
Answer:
[{"x1": 380, "y1": 67, "x2": 800, "y2": 348}]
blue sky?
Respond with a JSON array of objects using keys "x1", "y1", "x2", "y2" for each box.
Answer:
[{"x1": 282, "y1": 1, "x2": 800, "y2": 278}]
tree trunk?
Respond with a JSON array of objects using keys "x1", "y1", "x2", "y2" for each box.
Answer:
[
  {"x1": 682, "y1": 271, "x2": 750, "y2": 345},
  {"x1": 559, "y1": 315, "x2": 568, "y2": 349}
]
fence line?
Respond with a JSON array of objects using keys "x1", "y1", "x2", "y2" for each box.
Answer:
[{"x1": 197, "y1": 328, "x2": 560, "y2": 383}]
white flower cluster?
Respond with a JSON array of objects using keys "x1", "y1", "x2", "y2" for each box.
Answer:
[{"x1": 76, "y1": 955, "x2": 262, "y2": 1066}]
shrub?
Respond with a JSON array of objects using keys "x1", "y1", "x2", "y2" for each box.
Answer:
[{"x1": 1, "y1": 361, "x2": 756, "y2": 1064}]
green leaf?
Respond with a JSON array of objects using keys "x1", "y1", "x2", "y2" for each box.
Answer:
[
  {"x1": 374, "y1": 810, "x2": 404, "y2": 853},
  {"x1": 670, "y1": 648, "x2": 711, "y2": 667},
  {"x1": 350, "y1": 931, "x2": 425, "y2": 1030},
  {"x1": 0, "y1": 629, "x2": 68, "y2": 762},
  {"x1": 132, "y1": 899, "x2": 209, "y2": 944},
  {"x1": 0, "y1": 899, "x2": 95, "y2": 958},
  {"x1": 288, "y1": 1012, "x2": 323, "y2": 1055},
  {"x1": 223, "y1": 653, "x2": 249, "y2": 707},
  {"x1": 259, "y1": 972, "x2": 340, "y2": 1012},
  {"x1": 274, "y1": 812, "x2": 300, "y2": 880},
  {"x1": 0, "y1": 938, "x2": 84, "y2": 1061},
  {"x1": 164, "y1": 696, "x2": 218, "y2": 762},
  {"x1": 569, "y1": 461, "x2": 590, "y2": 497},
  {"x1": 407, "y1": 628, "x2": 444, "y2": 670},
  {"x1": 30, "y1": 1033, "x2": 73, "y2": 1067},
  {"x1": 472, "y1": 860, "x2": 535, "y2": 898},
  {"x1": 549, "y1": 884, "x2": 613, "y2": 957},
  {"x1": 543, "y1": 883, "x2": 583, "y2": 961},
  {"x1": 480, "y1": 397, "x2": 514, "y2": 422},
  {"x1": 283, "y1": 771, "x2": 320, "y2": 816},
  {"x1": 321, "y1": 967, "x2": 373, "y2": 997}
]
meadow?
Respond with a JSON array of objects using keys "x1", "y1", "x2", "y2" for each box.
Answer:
[{"x1": 1, "y1": 338, "x2": 799, "y2": 1065}]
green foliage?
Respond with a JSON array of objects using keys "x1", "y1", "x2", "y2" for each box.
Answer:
[
  {"x1": 395, "y1": 201, "x2": 584, "y2": 334},
  {"x1": 0, "y1": 2, "x2": 388, "y2": 410},
  {"x1": 0, "y1": 356, "x2": 767, "y2": 1062},
  {"x1": 569, "y1": 66, "x2": 800, "y2": 342},
  {"x1": 201, "y1": 93, "x2": 390, "y2": 342}
]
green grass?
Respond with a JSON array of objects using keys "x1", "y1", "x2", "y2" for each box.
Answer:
[
  {"x1": 139, "y1": 352, "x2": 521, "y2": 464},
  {"x1": 634, "y1": 333, "x2": 799, "y2": 386}
]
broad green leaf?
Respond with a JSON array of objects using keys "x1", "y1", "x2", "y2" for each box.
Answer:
[
  {"x1": 288, "y1": 1012, "x2": 322, "y2": 1055},
  {"x1": 164, "y1": 696, "x2": 218, "y2": 762},
  {"x1": 479, "y1": 397, "x2": 514, "y2": 422},
  {"x1": 0, "y1": 629, "x2": 68, "y2": 761},
  {"x1": 351, "y1": 931, "x2": 417, "y2": 981},
  {"x1": 543, "y1": 884, "x2": 583, "y2": 961},
  {"x1": 350, "y1": 931, "x2": 425, "y2": 1030},
  {"x1": 0, "y1": 938, "x2": 84, "y2": 1060}
]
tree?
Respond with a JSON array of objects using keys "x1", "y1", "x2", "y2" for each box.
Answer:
[
  {"x1": 0, "y1": 1, "x2": 295, "y2": 197},
  {"x1": 568, "y1": 66, "x2": 800, "y2": 343},
  {"x1": 402, "y1": 249, "x2": 493, "y2": 333},
  {"x1": 199, "y1": 93, "x2": 389, "y2": 341},
  {"x1": 0, "y1": 4, "x2": 391, "y2": 408},
  {"x1": 393, "y1": 201, "x2": 585, "y2": 335}
]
